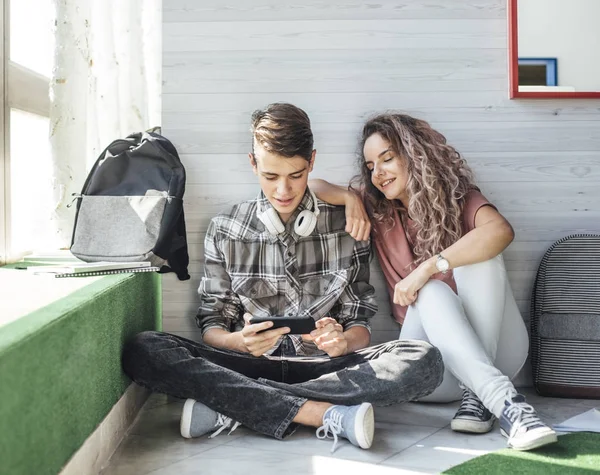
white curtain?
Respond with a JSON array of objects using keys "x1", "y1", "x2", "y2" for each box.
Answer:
[{"x1": 49, "y1": 0, "x2": 161, "y2": 248}]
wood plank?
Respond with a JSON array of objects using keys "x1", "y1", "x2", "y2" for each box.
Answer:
[
  {"x1": 503, "y1": 240, "x2": 554, "y2": 263},
  {"x1": 178, "y1": 152, "x2": 600, "y2": 185},
  {"x1": 165, "y1": 120, "x2": 600, "y2": 154},
  {"x1": 163, "y1": 313, "x2": 199, "y2": 332},
  {"x1": 164, "y1": 49, "x2": 506, "y2": 94},
  {"x1": 164, "y1": 103, "x2": 600, "y2": 125},
  {"x1": 163, "y1": 91, "x2": 507, "y2": 114},
  {"x1": 164, "y1": 330, "x2": 203, "y2": 342},
  {"x1": 479, "y1": 182, "x2": 600, "y2": 213},
  {"x1": 164, "y1": 0, "x2": 506, "y2": 22},
  {"x1": 164, "y1": 20, "x2": 505, "y2": 52},
  {"x1": 467, "y1": 152, "x2": 600, "y2": 182},
  {"x1": 502, "y1": 212, "x2": 600, "y2": 242}
]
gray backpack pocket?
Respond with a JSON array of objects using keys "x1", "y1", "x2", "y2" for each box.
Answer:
[{"x1": 71, "y1": 192, "x2": 168, "y2": 266}]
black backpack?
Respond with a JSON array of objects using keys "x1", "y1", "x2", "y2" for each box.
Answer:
[{"x1": 70, "y1": 132, "x2": 190, "y2": 280}]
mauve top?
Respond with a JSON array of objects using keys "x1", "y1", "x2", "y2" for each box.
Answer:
[{"x1": 371, "y1": 190, "x2": 496, "y2": 324}]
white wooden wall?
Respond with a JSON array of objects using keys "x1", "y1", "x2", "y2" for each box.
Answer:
[{"x1": 161, "y1": 0, "x2": 600, "y2": 363}]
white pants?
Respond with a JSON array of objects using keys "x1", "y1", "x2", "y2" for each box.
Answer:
[{"x1": 399, "y1": 254, "x2": 528, "y2": 417}]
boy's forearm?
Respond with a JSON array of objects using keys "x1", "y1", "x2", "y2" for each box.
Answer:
[
  {"x1": 203, "y1": 328, "x2": 246, "y2": 352},
  {"x1": 343, "y1": 326, "x2": 371, "y2": 353}
]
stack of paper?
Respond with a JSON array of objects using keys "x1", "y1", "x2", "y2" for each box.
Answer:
[
  {"x1": 22, "y1": 250, "x2": 82, "y2": 264},
  {"x1": 28, "y1": 261, "x2": 152, "y2": 275},
  {"x1": 553, "y1": 408, "x2": 600, "y2": 433}
]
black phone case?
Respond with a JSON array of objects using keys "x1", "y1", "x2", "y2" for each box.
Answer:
[{"x1": 250, "y1": 316, "x2": 316, "y2": 334}]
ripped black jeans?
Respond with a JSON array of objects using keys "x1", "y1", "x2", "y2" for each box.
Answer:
[{"x1": 122, "y1": 331, "x2": 444, "y2": 439}]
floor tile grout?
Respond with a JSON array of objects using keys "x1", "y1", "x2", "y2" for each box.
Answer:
[
  {"x1": 375, "y1": 424, "x2": 449, "y2": 466},
  {"x1": 142, "y1": 443, "x2": 234, "y2": 475}
]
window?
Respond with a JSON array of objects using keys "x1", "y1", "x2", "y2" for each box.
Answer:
[
  {"x1": 10, "y1": 0, "x2": 54, "y2": 77},
  {"x1": 518, "y1": 58, "x2": 558, "y2": 86},
  {"x1": 1, "y1": 0, "x2": 54, "y2": 263},
  {"x1": 10, "y1": 109, "x2": 53, "y2": 256}
]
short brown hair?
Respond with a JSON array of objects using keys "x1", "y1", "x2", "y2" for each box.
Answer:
[{"x1": 250, "y1": 103, "x2": 314, "y2": 161}]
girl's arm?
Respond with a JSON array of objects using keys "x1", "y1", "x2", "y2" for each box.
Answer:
[
  {"x1": 393, "y1": 205, "x2": 514, "y2": 307},
  {"x1": 309, "y1": 179, "x2": 371, "y2": 241},
  {"x1": 420, "y1": 205, "x2": 515, "y2": 277}
]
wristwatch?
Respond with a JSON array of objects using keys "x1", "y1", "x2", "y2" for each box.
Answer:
[{"x1": 435, "y1": 254, "x2": 450, "y2": 274}]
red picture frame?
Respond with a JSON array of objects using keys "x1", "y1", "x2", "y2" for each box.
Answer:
[{"x1": 508, "y1": 0, "x2": 600, "y2": 99}]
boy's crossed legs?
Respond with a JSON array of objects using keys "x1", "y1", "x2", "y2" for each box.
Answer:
[{"x1": 122, "y1": 331, "x2": 443, "y2": 451}]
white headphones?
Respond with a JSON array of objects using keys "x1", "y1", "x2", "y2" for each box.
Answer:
[{"x1": 257, "y1": 189, "x2": 320, "y2": 237}]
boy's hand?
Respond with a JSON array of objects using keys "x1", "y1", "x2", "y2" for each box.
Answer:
[
  {"x1": 241, "y1": 313, "x2": 290, "y2": 357},
  {"x1": 308, "y1": 317, "x2": 348, "y2": 357}
]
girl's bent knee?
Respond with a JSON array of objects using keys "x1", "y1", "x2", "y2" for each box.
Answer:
[{"x1": 418, "y1": 279, "x2": 454, "y2": 300}]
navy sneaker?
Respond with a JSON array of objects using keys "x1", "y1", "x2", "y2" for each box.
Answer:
[
  {"x1": 316, "y1": 402, "x2": 375, "y2": 453},
  {"x1": 451, "y1": 388, "x2": 496, "y2": 434},
  {"x1": 180, "y1": 399, "x2": 241, "y2": 439},
  {"x1": 499, "y1": 394, "x2": 557, "y2": 451}
]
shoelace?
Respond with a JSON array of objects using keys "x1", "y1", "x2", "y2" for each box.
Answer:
[
  {"x1": 504, "y1": 401, "x2": 541, "y2": 441},
  {"x1": 209, "y1": 413, "x2": 241, "y2": 438},
  {"x1": 456, "y1": 390, "x2": 485, "y2": 417},
  {"x1": 316, "y1": 409, "x2": 344, "y2": 453}
]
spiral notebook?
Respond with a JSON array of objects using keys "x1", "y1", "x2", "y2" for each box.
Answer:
[
  {"x1": 54, "y1": 266, "x2": 160, "y2": 278},
  {"x1": 28, "y1": 261, "x2": 160, "y2": 278}
]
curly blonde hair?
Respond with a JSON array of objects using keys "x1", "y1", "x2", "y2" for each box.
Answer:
[{"x1": 352, "y1": 113, "x2": 478, "y2": 265}]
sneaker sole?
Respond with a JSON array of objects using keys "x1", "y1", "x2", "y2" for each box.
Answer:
[
  {"x1": 501, "y1": 428, "x2": 558, "y2": 451},
  {"x1": 180, "y1": 398, "x2": 197, "y2": 439},
  {"x1": 354, "y1": 402, "x2": 375, "y2": 449},
  {"x1": 451, "y1": 417, "x2": 495, "y2": 434}
]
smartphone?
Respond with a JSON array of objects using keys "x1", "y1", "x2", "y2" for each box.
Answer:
[{"x1": 249, "y1": 316, "x2": 316, "y2": 334}]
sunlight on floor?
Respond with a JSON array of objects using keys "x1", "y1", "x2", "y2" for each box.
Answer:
[
  {"x1": 432, "y1": 446, "x2": 491, "y2": 456},
  {"x1": 310, "y1": 455, "x2": 428, "y2": 475}
]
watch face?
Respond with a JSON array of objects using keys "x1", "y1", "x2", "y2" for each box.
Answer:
[{"x1": 437, "y1": 258, "x2": 449, "y2": 272}]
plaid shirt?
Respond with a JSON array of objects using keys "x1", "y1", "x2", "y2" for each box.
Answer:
[{"x1": 196, "y1": 189, "x2": 377, "y2": 356}]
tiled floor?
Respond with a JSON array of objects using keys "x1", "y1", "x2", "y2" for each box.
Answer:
[{"x1": 102, "y1": 388, "x2": 599, "y2": 475}]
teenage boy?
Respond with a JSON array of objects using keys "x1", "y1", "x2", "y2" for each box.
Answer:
[{"x1": 123, "y1": 103, "x2": 443, "y2": 452}]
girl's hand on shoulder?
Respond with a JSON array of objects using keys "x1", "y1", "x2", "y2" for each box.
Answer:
[
  {"x1": 393, "y1": 266, "x2": 431, "y2": 307},
  {"x1": 344, "y1": 192, "x2": 371, "y2": 241}
]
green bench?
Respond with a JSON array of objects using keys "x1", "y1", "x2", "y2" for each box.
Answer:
[{"x1": 0, "y1": 267, "x2": 161, "y2": 475}]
